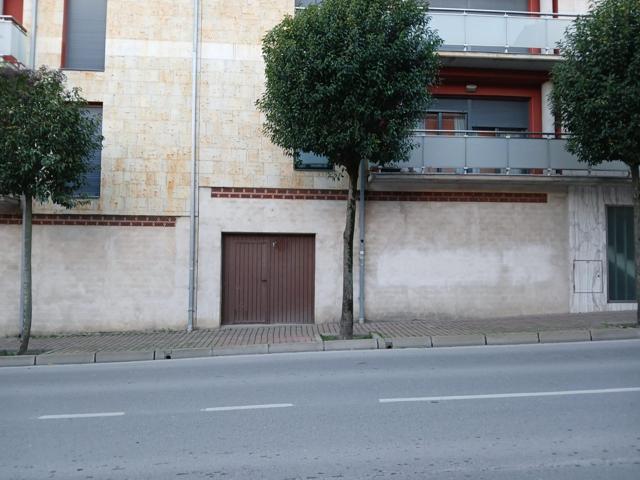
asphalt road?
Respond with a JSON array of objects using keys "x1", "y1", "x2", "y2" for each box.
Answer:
[{"x1": 1, "y1": 340, "x2": 639, "y2": 480}]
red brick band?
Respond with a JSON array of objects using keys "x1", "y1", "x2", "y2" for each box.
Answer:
[
  {"x1": 0, "y1": 214, "x2": 177, "y2": 227},
  {"x1": 211, "y1": 187, "x2": 547, "y2": 203}
]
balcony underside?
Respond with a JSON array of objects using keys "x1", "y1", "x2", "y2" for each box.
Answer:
[
  {"x1": 439, "y1": 51, "x2": 561, "y2": 72},
  {"x1": 368, "y1": 173, "x2": 631, "y2": 192}
]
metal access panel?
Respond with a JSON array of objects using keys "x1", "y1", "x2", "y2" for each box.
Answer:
[
  {"x1": 573, "y1": 260, "x2": 603, "y2": 294},
  {"x1": 222, "y1": 234, "x2": 315, "y2": 325}
]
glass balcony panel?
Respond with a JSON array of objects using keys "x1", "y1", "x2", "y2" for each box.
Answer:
[
  {"x1": 547, "y1": 17, "x2": 573, "y2": 48},
  {"x1": 430, "y1": 14, "x2": 466, "y2": 46},
  {"x1": 592, "y1": 160, "x2": 628, "y2": 171},
  {"x1": 423, "y1": 136, "x2": 466, "y2": 169},
  {"x1": 549, "y1": 140, "x2": 583, "y2": 169},
  {"x1": 398, "y1": 135, "x2": 425, "y2": 169},
  {"x1": 0, "y1": 17, "x2": 27, "y2": 65},
  {"x1": 467, "y1": 137, "x2": 508, "y2": 168},
  {"x1": 508, "y1": 17, "x2": 546, "y2": 49},
  {"x1": 466, "y1": 15, "x2": 506, "y2": 48},
  {"x1": 508, "y1": 138, "x2": 549, "y2": 169}
]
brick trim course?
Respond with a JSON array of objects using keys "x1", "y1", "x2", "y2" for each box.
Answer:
[
  {"x1": 0, "y1": 214, "x2": 177, "y2": 227},
  {"x1": 211, "y1": 187, "x2": 547, "y2": 203}
]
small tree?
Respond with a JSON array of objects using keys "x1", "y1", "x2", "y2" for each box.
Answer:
[
  {"x1": 551, "y1": 0, "x2": 640, "y2": 324},
  {"x1": 0, "y1": 67, "x2": 102, "y2": 353},
  {"x1": 258, "y1": 0, "x2": 440, "y2": 338}
]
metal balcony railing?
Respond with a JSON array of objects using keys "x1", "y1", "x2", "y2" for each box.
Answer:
[
  {"x1": 429, "y1": 8, "x2": 576, "y2": 54},
  {"x1": 398, "y1": 130, "x2": 628, "y2": 176},
  {"x1": 0, "y1": 15, "x2": 27, "y2": 65}
]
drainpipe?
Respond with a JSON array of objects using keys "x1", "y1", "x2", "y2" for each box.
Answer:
[
  {"x1": 187, "y1": 0, "x2": 201, "y2": 332},
  {"x1": 29, "y1": 0, "x2": 38, "y2": 67},
  {"x1": 358, "y1": 159, "x2": 366, "y2": 324},
  {"x1": 19, "y1": 0, "x2": 38, "y2": 336}
]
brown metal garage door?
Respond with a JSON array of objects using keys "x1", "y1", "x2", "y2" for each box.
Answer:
[{"x1": 222, "y1": 234, "x2": 315, "y2": 325}]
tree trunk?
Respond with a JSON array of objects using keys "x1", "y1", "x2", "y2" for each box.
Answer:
[
  {"x1": 632, "y1": 165, "x2": 640, "y2": 327},
  {"x1": 339, "y1": 161, "x2": 360, "y2": 340},
  {"x1": 17, "y1": 195, "x2": 32, "y2": 355}
]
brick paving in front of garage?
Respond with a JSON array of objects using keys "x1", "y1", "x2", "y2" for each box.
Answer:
[{"x1": 0, "y1": 311, "x2": 636, "y2": 354}]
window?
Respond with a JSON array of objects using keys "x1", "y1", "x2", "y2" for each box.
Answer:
[
  {"x1": 75, "y1": 105, "x2": 103, "y2": 198},
  {"x1": 63, "y1": 0, "x2": 107, "y2": 71},
  {"x1": 295, "y1": 0, "x2": 323, "y2": 6},
  {"x1": 295, "y1": 151, "x2": 331, "y2": 171},
  {"x1": 607, "y1": 206, "x2": 636, "y2": 302},
  {"x1": 425, "y1": 97, "x2": 529, "y2": 136}
]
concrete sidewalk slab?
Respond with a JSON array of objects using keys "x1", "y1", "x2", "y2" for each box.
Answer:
[
  {"x1": 169, "y1": 348, "x2": 212, "y2": 359},
  {"x1": 486, "y1": 332, "x2": 540, "y2": 346},
  {"x1": 539, "y1": 329, "x2": 591, "y2": 343},
  {"x1": 212, "y1": 344, "x2": 269, "y2": 356},
  {"x1": 268, "y1": 342, "x2": 323, "y2": 354},
  {"x1": 590, "y1": 328, "x2": 640, "y2": 341},
  {"x1": 389, "y1": 337, "x2": 433, "y2": 349},
  {"x1": 36, "y1": 352, "x2": 96, "y2": 365},
  {"x1": 432, "y1": 334, "x2": 486, "y2": 348},
  {"x1": 0, "y1": 355, "x2": 36, "y2": 367},
  {"x1": 95, "y1": 350, "x2": 155, "y2": 363},
  {"x1": 324, "y1": 339, "x2": 379, "y2": 351}
]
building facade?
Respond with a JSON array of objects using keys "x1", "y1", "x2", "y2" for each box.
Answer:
[{"x1": 0, "y1": 0, "x2": 634, "y2": 335}]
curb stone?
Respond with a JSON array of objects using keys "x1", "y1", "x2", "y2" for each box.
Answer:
[
  {"x1": 95, "y1": 350, "x2": 155, "y2": 363},
  {"x1": 432, "y1": 334, "x2": 486, "y2": 348},
  {"x1": 268, "y1": 342, "x2": 323, "y2": 354},
  {"x1": 590, "y1": 328, "x2": 640, "y2": 341},
  {"x1": 0, "y1": 355, "x2": 36, "y2": 367},
  {"x1": 166, "y1": 348, "x2": 212, "y2": 359},
  {"x1": 324, "y1": 338, "x2": 379, "y2": 351},
  {"x1": 485, "y1": 332, "x2": 540, "y2": 346},
  {"x1": 212, "y1": 344, "x2": 269, "y2": 356},
  {"x1": 36, "y1": 352, "x2": 96, "y2": 365},
  {"x1": 389, "y1": 336, "x2": 432, "y2": 349},
  {"x1": 371, "y1": 333, "x2": 392, "y2": 349},
  {"x1": 539, "y1": 329, "x2": 591, "y2": 343}
]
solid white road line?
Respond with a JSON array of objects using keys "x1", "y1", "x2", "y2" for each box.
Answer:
[
  {"x1": 38, "y1": 412, "x2": 125, "y2": 420},
  {"x1": 201, "y1": 403, "x2": 294, "y2": 412},
  {"x1": 379, "y1": 387, "x2": 640, "y2": 404}
]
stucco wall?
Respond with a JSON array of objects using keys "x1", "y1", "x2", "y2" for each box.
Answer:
[
  {"x1": 365, "y1": 192, "x2": 571, "y2": 321},
  {"x1": 569, "y1": 184, "x2": 636, "y2": 313},
  {"x1": 0, "y1": 219, "x2": 189, "y2": 336},
  {"x1": 196, "y1": 190, "x2": 571, "y2": 328}
]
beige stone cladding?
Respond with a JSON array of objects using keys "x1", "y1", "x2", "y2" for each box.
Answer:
[
  {"x1": 197, "y1": 0, "x2": 344, "y2": 191},
  {"x1": 196, "y1": 189, "x2": 571, "y2": 329},
  {"x1": 0, "y1": 219, "x2": 189, "y2": 336},
  {"x1": 28, "y1": 0, "x2": 196, "y2": 216}
]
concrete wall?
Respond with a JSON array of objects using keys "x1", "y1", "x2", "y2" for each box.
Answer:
[
  {"x1": 196, "y1": 190, "x2": 571, "y2": 328},
  {"x1": 0, "y1": 220, "x2": 189, "y2": 336},
  {"x1": 569, "y1": 184, "x2": 636, "y2": 313}
]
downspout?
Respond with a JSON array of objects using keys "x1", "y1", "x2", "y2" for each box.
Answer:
[
  {"x1": 187, "y1": 0, "x2": 201, "y2": 332},
  {"x1": 20, "y1": 0, "x2": 38, "y2": 336},
  {"x1": 358, "y1": 159, "x2": 366, "y2": 324},
  {"x1": 29, "y1": 0, "x2": 38, "y2": 67}
]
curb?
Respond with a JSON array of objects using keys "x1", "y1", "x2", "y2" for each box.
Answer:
[
  {"x1": 36, "y1": 352, "x2": 96, "y2": 366},
  {"x1": 95, "y1": 350, "x2": 155, "y2": 363},
  {"x1": 539, "y1": 329, "x2": 591, "y2": 343},
  {"x1": 268, "y1": 342, "x2": 323, "y2": 353},
  {"x1": 2, "y1": 327, "x2": 638, "y2": 368},
  {"x1": 432, "y1": 334, "x2": 486, "y2": 348}
]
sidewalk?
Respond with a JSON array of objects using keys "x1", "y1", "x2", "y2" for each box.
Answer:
[{"x1": 1, "y1": 311, "x2": 638, "y2": 366}]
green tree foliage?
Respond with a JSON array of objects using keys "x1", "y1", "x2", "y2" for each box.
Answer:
[
  {"x1": 257, "y1": 0, "x2": 441, "y2": 338},
  {"x1": 551, "y1": 0, "x2": 640, "y2": 324},
  {"x1": 0, "y1": 66, "x2": 102, "y2": 353}
]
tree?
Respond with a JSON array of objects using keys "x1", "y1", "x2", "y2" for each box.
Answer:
[
  {"x1": 257, "y1": 0, "x2": 441, "y2": 338},
  {"x1": 0, "y1": 67, "x2": 103, "y2": 354},
  {"x1": 551, "y1": 0, "x2": 640, "y2": 325}
]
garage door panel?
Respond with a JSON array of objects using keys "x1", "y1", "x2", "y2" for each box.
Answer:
[{"x1": 222, "y1": 234, "x2": 315, "y2": 325}]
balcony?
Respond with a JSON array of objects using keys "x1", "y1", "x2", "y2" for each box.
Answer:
[
  {"x1": 0, "y1": 15, "x2": 27, "y2": 66},
  {"x1": 430, "y1": 8, "x2": 577, "y2": 71},
  {"x1": 385, "y1": 130, "x2": 628, "y2": 183}
]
